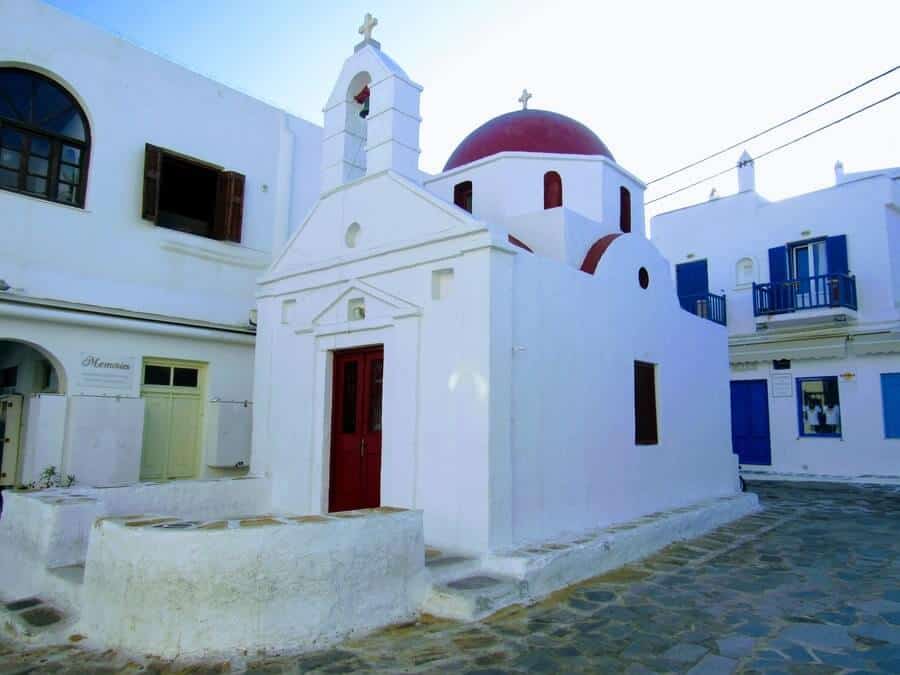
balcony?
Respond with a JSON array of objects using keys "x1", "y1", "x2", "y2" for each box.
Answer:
[
  {"x1": 753, "y1": 273, "x2": 857, "y2": 317},
  {"x1": 680, "y1": 292, "x2": 727, "y2": 326}
]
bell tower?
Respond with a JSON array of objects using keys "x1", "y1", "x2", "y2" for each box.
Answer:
[{"x1": 321, "y1": 14, "x2": 423, "y2": 192}]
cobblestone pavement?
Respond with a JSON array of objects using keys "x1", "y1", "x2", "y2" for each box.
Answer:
[{"x1": 3, "y1": 480, "x2": 900, "y2": 674}]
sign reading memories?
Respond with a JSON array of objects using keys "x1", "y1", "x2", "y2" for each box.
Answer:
[{"x1": 78, "y1": 354, "x2": 136, "y2": 392}]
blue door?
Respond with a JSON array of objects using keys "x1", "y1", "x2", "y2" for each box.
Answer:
[
  {"x1": 676, "y1": 260, "x2": 709, "y2": 312},
  {"x1": 730, "y1": 380, "x2": 772, "y2": 465}
]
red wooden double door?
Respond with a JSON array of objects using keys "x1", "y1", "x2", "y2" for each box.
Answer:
[{"x1": 328, "y1": 346, "x2": 383, "y2": 512}]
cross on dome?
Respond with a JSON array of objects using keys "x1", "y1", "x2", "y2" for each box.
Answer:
[
  {"x1": 518, "y1": 89, "x2": 532, "y2": 110},
  {"x1": 359, "y1": 13, "x2": 378, "y2": 42}
]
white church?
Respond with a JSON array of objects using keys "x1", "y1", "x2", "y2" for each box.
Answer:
[{"x1": 0, "y1": 0, "x2": 755, "y2": 659}]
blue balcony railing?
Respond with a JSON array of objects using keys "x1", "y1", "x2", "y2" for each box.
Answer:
[
  {"x1": 680, "y1": 292, "x2": 727, "y2": 326},
  {"x1": 753, "y1": 273, "x2": 857, "y2": 317}
]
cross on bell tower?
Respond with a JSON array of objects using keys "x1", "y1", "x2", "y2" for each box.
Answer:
[
  {"x1": 518, "y1": 89, "x2": 532, "y2": 110},
  {"x1": 356, "y1": 12, "x2": 380, "y2": 51}
]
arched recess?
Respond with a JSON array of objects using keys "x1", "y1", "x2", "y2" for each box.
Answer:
[
  {"x1": 345, "y1": 71, "x2": 372, "y2": 174},
  {"x1": 0, "y1": 65, "x2": 92, "y2": 207},
  {"x1": 735, "y1": 256, "x2": 756, "y2": 287},
  {"x1": 0, "y1": 338, "x2": 67, "y2": 394},
  {"x1": 544, "y1": 171, "x2": 562, "y2": 209}
]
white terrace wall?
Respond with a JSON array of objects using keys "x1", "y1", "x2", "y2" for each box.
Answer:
[
  {"x1": 508, "y1": 235, "x2": 740, "y2": 545},
  {"x1": 0, "y1": 0, "x2": 321, "y2": 327}
]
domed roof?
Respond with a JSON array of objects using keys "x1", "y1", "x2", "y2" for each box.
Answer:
[{"x1": 444, "y1": 109, "x2": 614, "y2": 171}]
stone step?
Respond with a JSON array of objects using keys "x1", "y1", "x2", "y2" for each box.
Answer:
[
  {"x1": 1, "y1": 596, "x2": 70, "y2": 645},
  {"x1": 45, "y1": 563, "x2": 85, "y2": 613},
  {"x1": 424, "y1": 551, "x2": 481, "y2": 585},
  {"x1": 424, "y1": 574, "x2": 525, "y2": 621}
]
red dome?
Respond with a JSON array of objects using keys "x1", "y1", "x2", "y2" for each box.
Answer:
[{"x1": 444, "y1": 109, "x2": 614, "y2": 171}]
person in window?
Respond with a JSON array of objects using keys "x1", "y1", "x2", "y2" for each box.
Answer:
[
  {"x1": 804, "y1": 397, "x2": 823, "y2": 434},
  {"x1": 824, "y1": 401, "x2": 840, "y2": 434}
]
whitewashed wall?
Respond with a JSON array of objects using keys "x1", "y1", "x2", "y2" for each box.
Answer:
[{"x1": 508, "y1": 235, "x2": 739, "y2": 544}]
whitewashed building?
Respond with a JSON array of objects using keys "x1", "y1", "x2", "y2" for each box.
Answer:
[
  {"x1": 652, "y1": 154, "x2": 900, "y2": 480},
  {"x1": 0, "y1": 0, "x2": 321, "y2": 491}
]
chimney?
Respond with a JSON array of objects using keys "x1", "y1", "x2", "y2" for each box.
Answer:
[{"x1": 737, "y1": 150, "x2": 755, "y2": 193}]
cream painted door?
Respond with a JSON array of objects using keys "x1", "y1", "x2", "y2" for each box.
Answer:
[
  {"x1": 140, "y1": 362, "x2": 203, "y2": 481},
  {"x1": 0, "y1": 394, "x2": 23, "y2": 487}
]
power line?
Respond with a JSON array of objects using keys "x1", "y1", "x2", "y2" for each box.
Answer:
[
  {"x1": 645, "y1": 89, "x2": 900, "y2": 206},
  {"x1": 646, "y1": 64, "x2": 900, "y2": 186}
]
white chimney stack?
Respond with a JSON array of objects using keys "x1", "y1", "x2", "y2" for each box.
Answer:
[
  {"x1": 834, "y1": 160, "x2": 845, "y2": 184},
  {"x1": 737, "y1": 150, "x2": 755, "y2": 193}
]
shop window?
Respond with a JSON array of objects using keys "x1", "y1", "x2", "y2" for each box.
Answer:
[
  {"x1": 453, "y1": 180, "x2": 473, "y2": 213},
  {"x1": 144, "y1": 364, "x2": 171, "y2": 386},
  {"x1": 173, "y1": 367, "x2": 199, "y2": 388},
  {"x1": 882, "y1": 373, "x2": 900, "y2": 439},
  {"x1": 141, "y1": 144, "x2": 245, "y2": 243},
  {"x1": 634, "y1": 361, "x2": 658, "y2": 445},
  {"x1": 0, "y1": 68, "x2": 90, "y2": 207},
  {"x1": 543, "y1": 171, "x2": 562, "y2": 209},
  {"x1": 619, "y1": 186, "x2": 631, "y2": 233},
  {"x1": 797, "y1": 376, "x2": 841, "y2": 437}
]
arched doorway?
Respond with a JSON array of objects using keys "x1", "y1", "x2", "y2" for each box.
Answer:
[{"x1": 0, "y1": 339, "x2": 65, "y2": 491}]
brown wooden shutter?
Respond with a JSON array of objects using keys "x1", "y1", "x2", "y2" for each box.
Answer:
[
  {"x1": 142, "y1": 144, "x2": 163, "y2": 222},
  {"x1": 214, "y1": 171, "x2": 245, "y2": 243}
]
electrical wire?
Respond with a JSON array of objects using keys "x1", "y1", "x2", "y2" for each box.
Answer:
[
  {"x1": 646, "y1": 65, "x2": 900, "y2": 186},
  {"x1": 645, "y1": 89, "x2": 900, "y2": 206}
]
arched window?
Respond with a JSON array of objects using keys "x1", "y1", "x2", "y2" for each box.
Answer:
[
  {"x1": 453, "y1": 180, "x2": 473, "y2": 213},
  {"x1": 736, "y1": 257, "x2": 755, "y2": 287},
  {"x1": 0, "y1": 68, "x2": 90, "y2": 207},
  {"x1": 619, "y1": 186, "x2": 631, "y2": 233},
  {"x1": 543, "y1": 171, "x2": 562, "y2": 209}
]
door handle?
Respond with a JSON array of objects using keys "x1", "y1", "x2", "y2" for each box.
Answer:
[{"x1": 361, "y1": 438, "x2": 366, "y2": 457}]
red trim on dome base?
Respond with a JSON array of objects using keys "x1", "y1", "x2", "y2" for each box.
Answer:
[
  {"x1": 444, "y1": 109, "x2": 615, "y2": 171},
  {"x1": 507, "y1": 234, "x2": 534, "y2": 253},
  {"x1": 580, "y1": 234, "x2": 623, "y2": 274}
]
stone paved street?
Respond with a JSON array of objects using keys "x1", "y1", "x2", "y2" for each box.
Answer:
[{"x1": 3, "y1": 480, "x2": 900, "y2": 673}]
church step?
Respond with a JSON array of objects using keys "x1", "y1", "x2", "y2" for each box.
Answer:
[
  {"x1": 423, "y1": 574, "x2": 526, "y2": 621},
  {"x1": 424, "y1": 550, "x2": 481, "y2": 585},
  {"x1": 44, "y1": 563, "x2": 85, "y2": 612},
  {"x1": 1, "y1": 596, "x2": 71, "y2": 645}
]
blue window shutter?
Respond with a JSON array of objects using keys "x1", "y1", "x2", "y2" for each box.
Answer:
[
  {"x1": 882, "y1": 373, "x2": 900, "y2": 439},
  {"x1": 826, "y1": 235, "x2": 849, "y2": 274},
  {"x1": 768, "y1": 246, "x2": 788, "y2": 283}
]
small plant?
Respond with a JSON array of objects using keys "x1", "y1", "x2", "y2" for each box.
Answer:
[{"x1": 25, "y1": 465, "x2": 76, "y2": 490}]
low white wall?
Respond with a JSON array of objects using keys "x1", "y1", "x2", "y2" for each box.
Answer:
[
  {"x1": 509, "y1": 235, "x2": 740, "y2": 545},
  {"x1": 81, "y1": 509, "x2": 426, "y2": 658}
]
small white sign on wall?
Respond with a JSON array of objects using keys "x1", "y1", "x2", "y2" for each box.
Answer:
[
  {"x1": 771, "y1": 373, "x2": 793, "y2": 398},
  {"x1": 78, "y1": 353, "x2": 136, "y2": 392}
]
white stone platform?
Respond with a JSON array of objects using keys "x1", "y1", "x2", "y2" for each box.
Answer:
[{"x1": 423, "y1": 492, "x2": 760, "y2": 620}]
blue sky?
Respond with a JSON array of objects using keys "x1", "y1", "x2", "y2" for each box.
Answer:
[{"x1": 45, "y1": 0, "x2": 900, "y2": 220}]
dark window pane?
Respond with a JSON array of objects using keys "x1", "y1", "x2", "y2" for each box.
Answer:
[
  {"x1": 0, "y1": 70, "x2": 30, "y2": 121},
  {"x1": 57, "y1": 182, "x2": 76, "y2": 203},
  {"x1": 58, "y1": 163, "x2": 78, "y2": 183},
  {"x1": 61, "y1": 145, "x2": 80, "y2": 164},
  {"x1": 798, "y1": 377, "x2": 841, "y2": 436},
  {"x1": 25, "y1": 176, "x2": 47, "y2": 195},
  {"x1": 0, "y1": 128, "x2": 24, "y2": 150},
  {"x1": 0, "y1": 148, "x2": 20, "y2": 170},
  {"x1": 368, "y1": 358, "x2": 383, "y2": 432},
  {"x1": 143, "y1": 365, "x2": 170, "y2": 386},
  {"x1": 29, "y1": 136, "x2": 50, "y2": 158},
  {"x1": 173, "y1": 367, "x2": 199, "y2": 387},
  {"x1": 0, "y1": 167, "x2": 17, "y2": 188},
  {"x1": 634, "y1": 361, "x2": 658, "y2": 444},
  {"x1": 33, "y1": 80, "x2": 86, "y2": 140},
  {"x1": 341, "y1": 360, "x2": 358, "y2": 433},
  {"x1": 28, "y1": 156, "x2": 48, "y2": 177}
]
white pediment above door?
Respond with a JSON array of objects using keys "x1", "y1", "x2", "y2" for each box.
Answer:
[{"x1": 297, "y1": 279, "x2": 421, "y2": 335}]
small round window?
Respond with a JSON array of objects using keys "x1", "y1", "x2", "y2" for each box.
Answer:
[{"x1": 639, "y1": 267, "x2": 649, "y2": 289}]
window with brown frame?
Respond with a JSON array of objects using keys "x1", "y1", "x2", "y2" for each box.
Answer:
[
  {"x1": 0, "y1": 68, "x2": 90, "y2": 207},
  {"x1": 544, "y1": 171, "x2": 562, "y2": 209},
  {"x1": 619, "y1": 186, "x2": 632, "y2": 233},
  {"x1": 634, "y1": 361, "x2": 659, "y2": 445},
  {"x1": 453, "y1": 180, "x2": 473, "y2": 213},
  {"x1": 141, "y1": 144, "x2": 245, "y2": 243}
]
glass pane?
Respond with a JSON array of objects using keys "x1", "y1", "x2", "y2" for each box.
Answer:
[
  {"x1": 33, "y1": 80, "x2": 85, "y2": 141},
  {"x1": 0, "y1": 70, "x2": 30, "y2": 122},
  {"x1": 368, "y1": 358, "x2": 383, "y2": 432},
  {"x1": 0, "y1": 167, "x2": 17, "y2": 188},
  {"x1": 61, "y1": 145, "x2": 80, "y2": 164},
  {"x1": 25, "y1": 175, "x2": 47, "y2": 195},
  {"x1": 341, "y1": 360, "x2": 358, "y2": 434},
  {"x1": 29, "y1": 136, "x2": 50, "y2": 158},
  {"x1": 799, "y1": 378, "x2": 840, "y2": 436},
  {"x1": 143, "y1": 365, "x2": 171, "y2": 386},
  {"x1": 0, "y1": 127, "x2": 24, "y2": 151},
  {"x1": 28, "y1": 156, "x2": 48, "y2": 177},
  {"x1": 58, "y1": 163, "x2": 78, "y2": 183},
  {"x1": 173, "y1": 368, "x2": 199, "y2": 388},
  {"x1": 0, "y1": 148, "x2": 19, "y2": 170},
  {"x1": 57, "y1": 182, "x2": 76, "y2": 204}
]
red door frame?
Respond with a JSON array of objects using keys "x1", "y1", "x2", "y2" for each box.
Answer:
[{"x1": 328, "y1": 346, "x2": 383, "y2": 512}]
